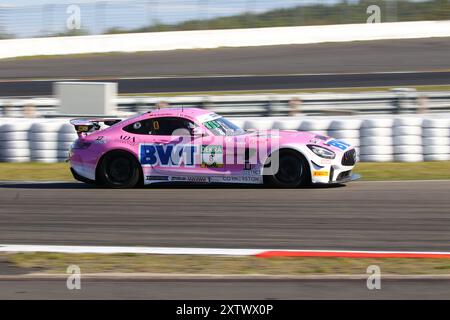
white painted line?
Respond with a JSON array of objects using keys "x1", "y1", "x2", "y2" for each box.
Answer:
[
  {"x1": 354, "y1": 179, "x2": 450, "y2": 183},
  {"x1": 0, "y1": 181, "x2": 79, "y2": 185},
  {"x1": 0, "y1": 244, "x2": 261, "y2": 256},
  {"x1": 2, "y1": 273, "x2": 450, "y2": 281},
  {"x1": 2, "y1": 244, "x2": 450, "y2": 259}
]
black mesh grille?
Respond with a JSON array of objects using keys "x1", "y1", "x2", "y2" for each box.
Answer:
[
  {"x1": 342, "y1": 149, "x2": 356, "y2": 166},
  {"x1": 337, "y1": 170, "x2": 352, "y2": 181}
]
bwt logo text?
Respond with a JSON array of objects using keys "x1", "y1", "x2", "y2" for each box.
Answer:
[{"x1": 140, "y1": 144, "x2": 198, "y2": 167}]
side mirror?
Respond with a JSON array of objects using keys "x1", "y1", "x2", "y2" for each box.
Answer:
[{"x1": 192, "y1": 127, "x2": 207, "y2": 137}]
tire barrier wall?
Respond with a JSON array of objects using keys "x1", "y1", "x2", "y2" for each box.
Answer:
[
  {"x1": 0, "y1": 115, "x2": 449, "y2": 163},
  {"x1": 241, "y1": 115, "x2": 450, "y2": 162},
  {"x1": 0, "y1": 119, "x2": 77, "y2": 163}
]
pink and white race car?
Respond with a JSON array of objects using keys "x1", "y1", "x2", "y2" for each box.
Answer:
[{"x1": 69, "y1": 107, "x2": 358, "y2": 188}]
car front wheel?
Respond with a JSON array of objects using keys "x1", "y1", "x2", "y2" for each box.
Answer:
[{"x1": 264, "y1": 150, "x2": 310, "y2": 188}]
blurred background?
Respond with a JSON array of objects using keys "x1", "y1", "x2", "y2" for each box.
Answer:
[
  {"x1": 0, "y1": 0, "x2": 449, "y2": 164},
  {"x1": 0, "y1": 1, "x2": 450, "y2": 300},
  {"x1": 0, "y1": 0, "x2": 449, "y2": 38}
]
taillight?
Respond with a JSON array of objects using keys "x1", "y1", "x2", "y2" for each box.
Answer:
[{"x1": 73, "y1": 140, "x2": 92, "y2": 149}]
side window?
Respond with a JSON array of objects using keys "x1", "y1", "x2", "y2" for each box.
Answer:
[
  {"x1": 123, "y1": 117, "x2": 196, "y2": 135},
  {"x1": 123, "y1": 119, "x2": 152, "y2": 134}
]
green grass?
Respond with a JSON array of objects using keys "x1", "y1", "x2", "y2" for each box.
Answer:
[
  {"x1": 0, "y1": 161, "x2": 450, "y2": 182},
  {"x1": 0, "y1": 162, "x2": 72, "y2": 181},
  {"x1": 355, "y1": 161, "x2": 450, "y2": 181},
  {"x1": 5, "y1": 252, "x2": 450, "y2": 275}
]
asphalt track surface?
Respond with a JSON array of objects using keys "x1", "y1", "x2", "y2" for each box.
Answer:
[
  {"x1": 0, "y1": 38, "x2": 449, "y2": 96},
  {"x1": 1, "y1": 180, "x2": 450, "y2": 251},
  {"x1": 1, "y1": 72, "x2": 450, "y2": 97},
  {"x1": 2, "y1": 279, "x2": 450, "y2": 299},
  {"x1": 1, "y1": 38, "x2": 449, "y2": 79}
]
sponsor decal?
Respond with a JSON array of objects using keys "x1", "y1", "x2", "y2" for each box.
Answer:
[
  {"x1": 201, "y1": 145, "x2": 224, "y2": 168},
  {"x1": 94, "y1": 136, "x2": 107, "y2": 144},
  {"x1": 171, "y1": 176, "x2": 210, "y2": 183},
  {"x1": 159, "y1": 175, "x2": 265, "y2": 184},
  {"x1": 320, "y1": 159, "x2": 332, "y2": 165},
  {"x1": 146, "y1": 175, "x2": 169, "y2": 181},
  {"x1": 170, "y1": 176, "x2": 187, "y2": 181},
  {"x1": 140, "y1": 144, "x2": 198, "y2": 167},
  {"x1": 326, "y1": 139, "x2": 350, "y2": 151},
  {"x1": 313, "y1": 171, "x2": 329, "y2": 177},
  {"x1": 211, "y1": 176, "x2": 262, "y2": 184},
  {"x1": 119, "y1": 135, "x2": 137, "y2": 146},
  {"x1": 242, "y1": 166, "x2": 261, "y2": 176},
  {"x1": 120, "y1": 135, "x2": 135, "y2": 142},
  {"x1": 309, "y1": 138, "x2": 322, "y2": 144},
  {"x1": 149, "y1": 112, "x2": 184, "y2": 118}
]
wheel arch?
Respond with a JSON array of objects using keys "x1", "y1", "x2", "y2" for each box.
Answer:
[
  {"x1": 95, "y1": 149, "x2": 144, "y2": 185},
  {"x1": 263, "y1": 146, "x2": 311, "y2": 177}
]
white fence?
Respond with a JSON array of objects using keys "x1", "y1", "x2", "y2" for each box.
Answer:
[
  {"x1": 1, "y1": 21, "x2": 450, "y2": 59},
  {"x1": 0, "y1": 114, "x2": 449, "y2": 163}
]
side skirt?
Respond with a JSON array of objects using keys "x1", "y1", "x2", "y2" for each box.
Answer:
[{"x1": 143, "y1": 175, "x2": 264, "y2": 185}]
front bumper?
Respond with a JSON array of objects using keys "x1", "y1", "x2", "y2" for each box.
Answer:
[
  {"x1": 324, "y1": 172, "x2": 361, "y2": 184},
  {"x1": 308, "y1": 146, "x2": 358, "y2": 184}
]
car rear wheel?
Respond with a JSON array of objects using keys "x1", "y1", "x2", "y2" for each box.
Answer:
[
  {"x1": 98, "y1": 151, "x2": 141, "y2": 188},
  {"x1": 264, "y1": 150, "x2": 310, "y2": 188}
]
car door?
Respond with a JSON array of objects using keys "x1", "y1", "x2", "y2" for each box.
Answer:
[
  {"x1": 199, "y1": 118, "x2": 252, "y2": 182},
  {"x1": 144, "y1": 116, "x2": 202, "y2": 177}
]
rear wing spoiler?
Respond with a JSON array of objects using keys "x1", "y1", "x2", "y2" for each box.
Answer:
[{"x1": 70, "y1": 118, "x2": 122, "y2": 136}]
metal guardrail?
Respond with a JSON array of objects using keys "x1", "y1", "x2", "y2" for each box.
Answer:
[{"x1": 1, "y1": 90, "x2": 450, "y2": 118}]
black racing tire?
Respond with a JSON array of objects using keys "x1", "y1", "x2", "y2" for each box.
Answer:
[
  {"x1": 264, "y1": 149, "x2": 311, "y2": 188},
  {"x1": 97, "y1": 151, "x2": 141, "y2": 188}
]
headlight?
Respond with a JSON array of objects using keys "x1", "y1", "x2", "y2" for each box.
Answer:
[{"x1": 307, "y1": 145, "x2": 335, "y2": 159}]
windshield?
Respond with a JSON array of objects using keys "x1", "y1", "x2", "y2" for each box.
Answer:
[{"x1": 203, "y1": 117, "x2": 246, "y2": 136}]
